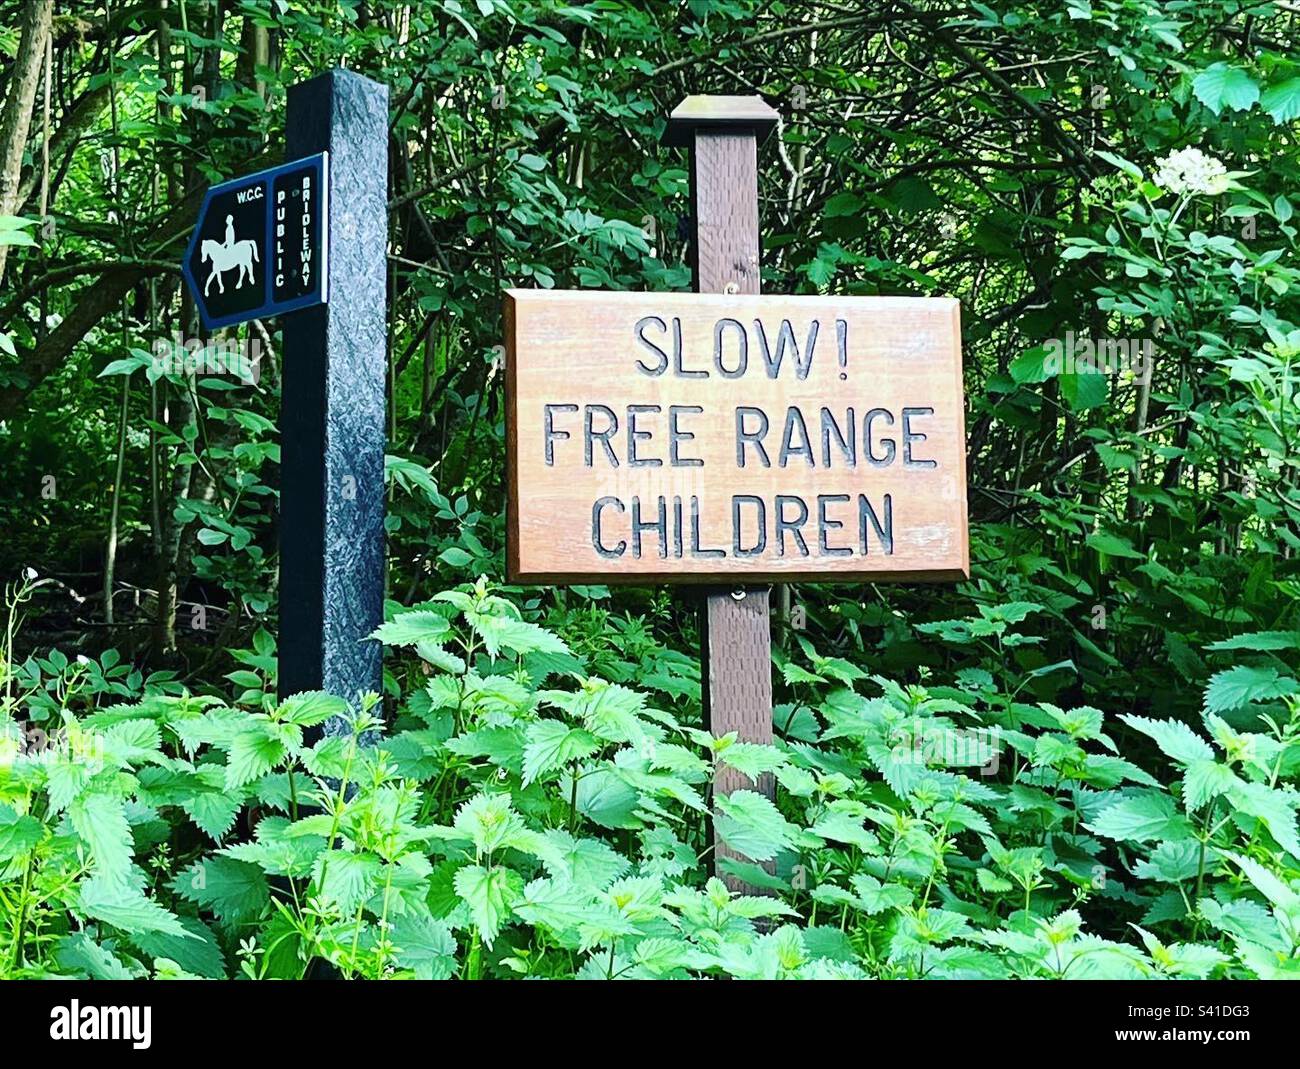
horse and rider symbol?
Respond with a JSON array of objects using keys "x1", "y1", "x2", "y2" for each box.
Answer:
[
  {"x1": 201, "y1": 214, "x2": 260, "y2": 295},
  {"x1": 183, "y1": 152, "x2": 326, "y2": 329}
]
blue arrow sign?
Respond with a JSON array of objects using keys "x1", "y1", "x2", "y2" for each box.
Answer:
[{"x1": 182, "y1": 152, "x2": 329, "y2": 330}]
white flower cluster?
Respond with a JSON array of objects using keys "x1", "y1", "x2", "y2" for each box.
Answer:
[{"x1": 1153, "y1": 147, "x2": 1230, "y2": 196}]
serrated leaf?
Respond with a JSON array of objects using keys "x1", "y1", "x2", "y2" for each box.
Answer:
[
  {"x1": 1227, "y1": 782, "x2": 1300, "y2": 859},
  {"x1": 391, "y1": 912, "x2": 458, "y2": 979},
  {"x1": 80, "y1": 877, "x2": 192, "y2": 938},
  {"x1": 1206, "y1": 631, "x2": 1300, "y2": 652},
  {"x1": 0, "y1": 804, "x2": 44, "y2": 862},
  {"x1": 1204, "y1": 666, "x2": 1297, "y2": 714},
  {"x1": 532, "y1": 829, "x2": 630, "y2": 890},
  {"x1": 181, "y1": 790, "x2": 244, "y2": 842},
  {"x1": 314, "y1": 850, "x2": 381, "y2": 914},
  {"x1": 453, "y1": 864, "x2": 521, "y2": 948},
  {"x1": 466, "y1": 612, "x2": 568, "y2": 659},
  {"x1": 715, "y1": 789, "x2": 803, "y2": 862},
  {"x1": 1120, "y1": 714, "x2": 1214, "y2": 765},
  {"x1": 1133, "y1": 839, "x2": 1204, "y2": 884},
  {"x1": 522, "y1": 719, "x2": 598, "y2": 786},
  {"x1": 131, "y1": 916, "x2": 227, "y2": 978},
  {"x1": 277, "y1": 690, "x2": 350, "y2": 727},
  {"x1": 54, "y1": 933, "x2": 137, "y2": 979},
  {"x1": 171, "y1": 856, "x2": 269, "y2": 926},
  {"x1": 69, "y1": 793, "x2": 133, "y2": 886},
  {"x1": 808, "y1": 803, "x2": 879, "y2": 852},
  {"x1": 1085, "y1": 792, "x2": 1193, "y2": 843},
  {"x1": 718, "y1": 742, "x2": 788, "y2": 782},
  {"x1": 1182, "y1": 760, "x2": 1239, "y2": 811},
  {"x1": 575, "y1": 682, "x2": 647, "y2": 744},
  {"x1": 977, "y1": 867, "x2": 1014, "y2": 893},
  {"x1": 371, "y1": 611, "x2": 452, "y2": 646},
  {"x1": 452, "y1": 792, "x2": 529, "y2": 855},
  {"x1": 44, "y1": 760, "x2": 89, "y2": 814},
  {"x1": 225, "y1": 723, "x2": 286, "y2": 790},
  {"x1": 850, "y1": 873, "x2": 912, "y2": 914}
]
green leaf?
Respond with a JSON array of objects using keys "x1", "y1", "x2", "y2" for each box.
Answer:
[
  {"x1": 452, "y1": 792, "x2": 529, "y2": 855},
  {"x1": 569, "y1": 767, "x2": 641, "y2": 830},
  {"x1": 1182, "y1": 760, "x2": 1239, "y2": 811},
  {"x1": 977, "y1": 867, "x2": 1014, "y2": 893},
  {"x1": 1119, "y1": 714, "x2": 1214, "y2": 765},
  {"x1": 1205, "y1": 631, "x2": 1300, "y2": 652},
  {"x1": 99, "y1": 356, "x2": 146, "y2": 378},
  {"x1": 0, "y1": 804, "x2": 44, "y2": 862},
  {"x1": 1060, "y1": 370, "x2": 1108, "y2": 410},
  {"x1": 715, "y1": 790, "x2": 804, "y2": 862},
  {"x1": 1227, "y1": 782, "x2": 1300, "y2": 859},
  {"x1": 313, "y1": 850, "x2": 382, "y2": 914},
  {"x1": 850, "y1": 874, "x2": 913, "y2": 914},
  {"x1": 1086, "y1": 531, "x2": 1146, "y2": 560},
  {"x1": 171, "y1": 856, "x2": 270, "y2": 926},
  {"x1": 69, "y1": 793, "x2": 133, "y2": 886},
  {"x1": 808, "y1": 803, "x2": 880, "y2": 852},
  {"x1": 277, "y1": 690, "x2": 350, "y2": 727},
  {"x1": 391, "y1": 912, "x2": 458, "y2": 979},
  {"x1": 717, "y1": 742, "x2": 788, "y2": 783},
  {"x1": 1132, "y1": 839, "x2": 1204, "y2": 884},
  {"x1": 54, "y1": 933, "x2": 137, "y2": 979},
  {"x1": 225, "y1": 723, "x2": 286, "y2": 790},
  {"x1": 1086, "y1": 792, "x2": 1193, "y2": 843},
  {"x1": 1096, "y1": 150, "x2": 1143, "y2": 180},
  {"x1": 1204, "y1": 666, "x2": 1297, "y2": 714},
  {"x1": 823, "y1": 191, "x2": 864, "y2": 217},
  {"x1": 181, "y1": 790, "x2": 244, "y2": 842},
  {"x1": 521, "y1": 719, "x2": 599, "y2": 786},
  {"x1": 1009, "y1": 345, "x2": 1053, "y2": 384},
  {"x1": 371, "y1": 611, "x2": 452, "y2": 646},
  {"x1": 1224, "y1": 852, "x2": 1300, "y2": 916},
  {"x1": 1193, "y1": 63, "x2": 1260, "y2": 115},
  {"x1": 574, "y1": 682, "x2": 647, "y2": 743},
  {"x1": 80, "y1": 877, "x2": 192, "y2": 938},
  {"x1": 453, "y1": 864, "x2": 521, "y2": 948},
  {"x1": 531, "y1": 829, "x2": 630, "y2": 890},
  {"x1": 1262, "y1": 77, "x2": 1300, "y2": 123},
  {"x1": 131, "y1": 916, "x2": 227, "y2": 978},
  {"x1": 467, "y1": 612, "x2": 568, "y2": 659}
]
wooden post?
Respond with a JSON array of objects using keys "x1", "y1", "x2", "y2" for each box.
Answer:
[
  {"x1": 278, "y1": 70, "x2": 389, "y2": 732},
  {"x1": 665, "y1": 96, "x2": 780, "y2": 888}
]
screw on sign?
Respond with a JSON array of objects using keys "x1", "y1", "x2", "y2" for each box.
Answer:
[
  {"x1": 181, "y1": 152, "x2": 329, "y2": 330},
  {"x1": 504, "y1": 96, "x2": 970, "y2": 892}
]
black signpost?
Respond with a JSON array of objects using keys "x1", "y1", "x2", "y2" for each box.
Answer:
[
  {"x1": 181, "y1": 68, "x2": 388, "y2": 734},
  {"x1": 277, "y1": 70, "x2": 388, "y2": 732}
]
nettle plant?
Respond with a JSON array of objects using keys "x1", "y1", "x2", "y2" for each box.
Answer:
[{"x1": 1, "y1": 580, "x2": 1298, "y2": 979}]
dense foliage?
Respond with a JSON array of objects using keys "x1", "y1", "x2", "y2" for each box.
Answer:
[{"x1": 1, "y1": 0, "x2": 1299, "y2": 979}]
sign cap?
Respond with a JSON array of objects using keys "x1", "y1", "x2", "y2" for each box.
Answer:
[{"x1": 662, "y1": 95, "x2": 779, "y2": 147}]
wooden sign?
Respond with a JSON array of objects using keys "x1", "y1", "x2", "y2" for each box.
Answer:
[
  {"x1": 506, "y1": 290, "x2": 968, "y2": 584},
  {"x1": 182, "y1": 153, "x2": 329, "y2": 330}
]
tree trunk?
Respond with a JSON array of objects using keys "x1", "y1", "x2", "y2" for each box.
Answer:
[{"x1": 0, "y1": 0, "x2": 54, "y2": 287}]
